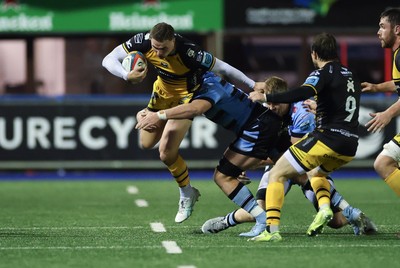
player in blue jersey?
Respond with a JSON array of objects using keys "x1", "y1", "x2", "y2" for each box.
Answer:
[
  {"x1": 103, "y1": 22, "x2": 264, "y2": 223},
  {"x1": 201, "y1": 76, "x2": 377, "y2": 237},
  {"x1": 136, "y1": 72, "x2": 286, "y2": 230}
]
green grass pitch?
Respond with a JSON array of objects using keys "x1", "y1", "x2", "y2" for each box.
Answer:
[{"x1": 0, "y1": 176, "x2": 399, "y2": 268}]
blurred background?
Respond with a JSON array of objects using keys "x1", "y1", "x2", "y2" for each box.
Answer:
[{"x1": 0, "y1": 0, "x2": 399, "y2": 174}]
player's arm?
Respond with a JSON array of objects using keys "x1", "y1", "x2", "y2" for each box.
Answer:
[
  {"x1": 211, "y1": 58, "x2": 264, "y2": 92},
  {"x1": 365, "y1": 98, "x2": 400, "y2": 133},
  {"x1": 102, "y1": 45, "x2": 130, "y2": 80},
  {"x1": 135, "y1": 99, "x2": 212, "y2": 130},
  {"x1": 102, "y1": 45, "x2": 147, "y2": 83},
  {"x1": 249, "y1": 85, "x2": 316, "y2": 103},
  {"x1": 361, "y1": 80, "x2": 396, "y2": 93}
]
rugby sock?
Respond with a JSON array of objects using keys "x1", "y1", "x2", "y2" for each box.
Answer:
[
  {"x1": 225, "y1": 210, "x2": 239, "y2": 227},
  {"x1": 265, "y1": 181, "x2": 284, "y2": 230},
  {"x1": 385, "y1": 169, "x2": 400, "y2": 196},
  {"x1": 228, "y1": 183, "x2": 265, "y2": 224},
  {"x1": 168, "y1": 155, "x2": 190, "y2": 188},
  {"x1": 310, "y1": 176, "x2": 331, "y2": 208}
]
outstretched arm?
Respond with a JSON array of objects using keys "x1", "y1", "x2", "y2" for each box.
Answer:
[
  {"x1": 135, "y1": 99, "x2": 212, "y2": 130},
  {"x1": 212, "y1": 58, "x2": 265, "y2": 92},
  {"x1": 361, "y1": 80, "x2": 396, "y2": 93}
]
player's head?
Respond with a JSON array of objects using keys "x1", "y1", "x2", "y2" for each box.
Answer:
[
  {"x1": 264, "y1": 76, "x2": 290, "y2": 117},
  {"x1": 310, "y1": 32, "x2": 339, "y2": 66},
  {"x1": 149, "y1": 22, "x2": 176, "y2": 59},
  {"x1": 378, "y1": 8, "x2": 400, "y2": 49}
]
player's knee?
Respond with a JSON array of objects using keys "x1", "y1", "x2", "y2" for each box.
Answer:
[
  {"x1": 373, "y1": 158, "x2": 394, "y2": 179},
  {"x1": 158, "y1": 150, "x2": 177, "y2": 164},
  {"x1": 140, "y1": 141, "x2": 154, "y2": 150}
]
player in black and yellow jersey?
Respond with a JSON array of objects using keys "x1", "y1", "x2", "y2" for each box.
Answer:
[
  {"x1": 361, "y1": 8, "x2": 400, "y2": 237},
  {"x1": 102, "y1": 22, "x2": 264, "y2": 223},
  {"x1": 248, "y1": 33, "x2": 362, "y2": 242}
]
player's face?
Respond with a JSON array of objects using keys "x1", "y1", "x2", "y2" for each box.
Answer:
[
  {"x1": 151, "y1": 38, "x2": 175, "y2": 59},
  {"x1": 266, "y1": 102, "x2": 289, "y2": 117},
  {"x1": 377, "y1": 17, "x2": 397, "y2": 49}
]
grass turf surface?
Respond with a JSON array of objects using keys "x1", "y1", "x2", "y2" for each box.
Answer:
[{"x1": 0, "y1": 177, "x2": 399, "y2": 268}]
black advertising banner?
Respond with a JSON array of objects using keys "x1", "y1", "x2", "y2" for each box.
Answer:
[
  {"x1": 0, "y1": 96, "x2": 234, "y2": 169},
  {"x1": 225, "y1": 0, "x2": 399, "y2": 29},
  {"x1": 0, "y1": 95, "x2": 398, "y2": 169}
]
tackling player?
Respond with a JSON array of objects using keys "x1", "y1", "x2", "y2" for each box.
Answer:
[
  {"x1": 201, "y1": 76, "x2": 377, "y2": 237},
  {"x1": 136, "y1": 72, "x2": 287, "y2": 231}
]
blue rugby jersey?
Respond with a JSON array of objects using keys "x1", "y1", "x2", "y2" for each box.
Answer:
[{"x1": 193, "y1": 72, "x2": 264, "y2": 134}]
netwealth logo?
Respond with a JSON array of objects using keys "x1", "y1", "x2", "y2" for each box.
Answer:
[{"x1": 294, "y1": 0, "x2": 338, "y2": 17}]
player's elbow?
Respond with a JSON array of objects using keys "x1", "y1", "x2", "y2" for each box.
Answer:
[{"x1": 101, "y1": 55, "x2": 111, "y2": 70}]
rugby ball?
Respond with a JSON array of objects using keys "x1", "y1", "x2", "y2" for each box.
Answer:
[{"x1": 122, "y1": 51, "x2": 147, "y2": 72}]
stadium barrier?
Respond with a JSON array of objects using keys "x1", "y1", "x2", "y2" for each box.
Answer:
[{"x1": 0, "y1": 95, "x2": 397, "y2": 170}]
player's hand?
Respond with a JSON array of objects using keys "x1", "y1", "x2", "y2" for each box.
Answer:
[
  {"x1": 253, "y1": 82, "x2": 266, "y2": 93},
  {"x1": 365, "y1": 111, "x2": 391, "y2": 133},
  {"x1": 302, "y1": 99, "x2": 317, "y2": 114},
  {"x1": 237, "y1": 172, "x2": 251, "y2": 185},
  {"x1": 127, "y1": 67, "x2": 148, "y2": 84},
  {"x1": 249, "y1": 91, "x2": 266, "y2": 103},
  {"x1": 361, "y1": 82, "x2": 376, "y2": 93},
  {"x1": 135, "y1": 110, "x2": 160, "y2": 132},
  {"x1": 136, "y1": 109, "x2": 148, "y2": 122}
]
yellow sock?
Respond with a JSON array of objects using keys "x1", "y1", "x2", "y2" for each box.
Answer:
[
  {"x1": 167, "y1": 155, "x2": 190, "y2": 187},
  {"x1": 385, "y1": 169, "x2": 400, "y2": 196},
  {"x1": 310, "y1": 176, "x2": 331, "y2": 208},
  {"x1": 266, "y1": 181, "x2": 284, "y2": 226}
]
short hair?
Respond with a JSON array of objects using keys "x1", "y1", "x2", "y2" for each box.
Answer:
[
  {"x1": 149, "y1": 22, "x2": 175, "y2": 42},
  {"x1": 380, "y1": 7, "x2": 400, "y2": 27},
  {"x1": 264, "y1": 76, "x2": 288, "y2": 94},
  {"x1": 311, "y1": 32, "x2": 339, "y2": 62}
]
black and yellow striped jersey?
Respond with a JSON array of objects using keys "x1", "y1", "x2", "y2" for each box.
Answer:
[
  {"x1": 122, "y1": 32, "x2": 216, "y2": 95},
  {"x1": 393, "y1": 47, "x2": 400, "y2": 95}
]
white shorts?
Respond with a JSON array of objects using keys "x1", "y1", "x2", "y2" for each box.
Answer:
[{"x1": 380, "y1": 140, "x2": 400, "y2": 162}]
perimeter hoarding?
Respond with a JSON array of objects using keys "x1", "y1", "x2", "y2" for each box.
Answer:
[
  {"x1": 0, "y1": 96, "x2": 399, "y2": 170},
  {"x1": 0, "y1": 0, "x2": 222, "y2": 33},
  {"x1": 0, "y1": 96, "x2": 234, "y2": 169},
  {"x1": 224, "y1": 0, "x2": 399, "y2": 29}
]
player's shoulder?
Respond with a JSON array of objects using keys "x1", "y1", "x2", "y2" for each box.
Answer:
[
  {"x1": 123, "y1": 32, "x2": 151, "y2": 53},
  {"x1": 175, "y1": 33, "x2": 205, "y2": 56},
  {"x1": 290, "y1": 102, "x2": 315, "y2": 131}
]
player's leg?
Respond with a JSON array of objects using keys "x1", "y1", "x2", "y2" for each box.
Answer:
[
  {"x1": 212, "y1": 150, "x2": 266, "y2": 230},
  {"x1": 239, "y1": 165, "x2": 294, "y2": 237},
  {"x1": 160, "y1": 118, "x2": 200, "y2": 223},
  {"x1": 374, "y1": 137, "x2": 400, "y2": 196},
  {"x1": 202, "y1": 166, "x2": 270, "y2": 235},
  {"x1": 301, "y1": 178, "x2": 377, "y2": 235},
  {"x1": 250, "y1": 155, "x2": 302, "y2": 242}
]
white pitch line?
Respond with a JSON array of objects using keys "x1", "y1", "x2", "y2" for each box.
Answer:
[
  {"x1": 126, "y1": 186, "x2": 139, "y2": 194},
  {"x1": 0, "y1": 226, "x2": 142, "y2": 230},
  {"x1": 150, "y1": 222, "x2": 166, "y2": 232},
  {"x1": 0, "y1": 245, "x2": 161, "y2": 251},
  {"x1": 1, "y1": 243, "x2": 399, "y2": 251},
  {"x1": 162, "y1": 241, "x2": 182, "y2": 254},
  {"x1": 135, "y1": 199, "x2": 148, "y2": 207},
  {"x1": 178, "y1": 266, "x2": 197, "y2": 268}
]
